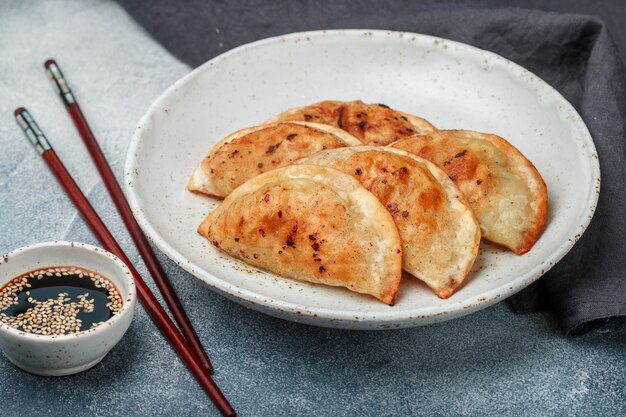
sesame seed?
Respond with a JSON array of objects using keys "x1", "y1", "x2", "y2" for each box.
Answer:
[{"x1": 0, "y1": 267, "x2": 123, "y2": 335}]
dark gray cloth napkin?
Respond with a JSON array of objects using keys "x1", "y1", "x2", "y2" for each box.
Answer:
[{"x1": 117, "y1": 0, "x2": 626, "y2": 335}]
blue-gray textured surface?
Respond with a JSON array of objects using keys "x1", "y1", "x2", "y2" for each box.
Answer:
[{"x1": 0, "y1": 1, "x2": 624, "y2": 416}]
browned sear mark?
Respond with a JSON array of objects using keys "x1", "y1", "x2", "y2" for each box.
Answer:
[
  {"x1": 266, "y1": 142, "x2": 282, "y2": 154},
  {"x1": 337, "y1": 106, "x2": 345, "y2": 128},
  {"x1": 394, "y1": 167, "x2": 408, "y2": 179},
  {"x1": 386, "y1": 202, "x2": 400, "y2": 215}
]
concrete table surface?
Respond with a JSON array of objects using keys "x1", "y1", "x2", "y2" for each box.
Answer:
[{"x1": 0, "y1": 1, "x2": 624, "y2": 416}]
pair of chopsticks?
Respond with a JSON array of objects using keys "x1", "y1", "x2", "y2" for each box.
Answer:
[{"x1": 15, "y1": 60, "x2": 235, "y2": 417}]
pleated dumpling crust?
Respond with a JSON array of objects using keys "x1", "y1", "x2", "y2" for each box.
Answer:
[
  {"x1": 198, "y1": 165, "x2": 403, "y2": 304},
  {"x1": 391, "y1": 130, "x2": 548, "y2": 255},
  {"x1": 188, "y1": 121, "x2": 361, "y2": 198},
  {"x1": 297, "y1": 147, "x2": 480, "y2": 299},
  {"x1": 268, "y1": 100, "x2": 437, "y2": 146}
]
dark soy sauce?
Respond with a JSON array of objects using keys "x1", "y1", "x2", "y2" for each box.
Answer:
[{"x1": 0, "y1": 266, "x2": 123, "y2": 335}]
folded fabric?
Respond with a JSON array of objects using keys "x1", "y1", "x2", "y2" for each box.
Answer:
[{"x1": 117, "y1": 0, "x2": 626, "y2": 335}]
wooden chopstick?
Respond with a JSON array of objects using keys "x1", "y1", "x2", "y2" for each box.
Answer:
[
  {"x1": 14, "y1": 108, "x2": 236, "y2": 417},
  {"x1": 43, "y1": 59, "x2": 214, "y2": 374}
]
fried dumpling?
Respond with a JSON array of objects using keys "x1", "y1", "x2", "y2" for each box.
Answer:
[
  {"x1": 390, "y1": 130, "x2": 548, "y2": 255},
  {"x1": 188, "y1": 121, "x2": 361, "y2": 198},
  {"x1": 268, "y1": 100, "x2": 437, "y2": 145},
  {"x1": 297, "y1": 147, "x2": 480, "y2": 298},
  {"x1": 268, "y1": 100, "x2": 345, "y2": 126},
  {"x1": 198, "y1": 165, "x2": 403, "y2": 304}
]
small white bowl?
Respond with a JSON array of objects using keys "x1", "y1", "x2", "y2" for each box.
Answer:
[{"x1": 0, "y1": 241, "x2": 136, "y2": 376}]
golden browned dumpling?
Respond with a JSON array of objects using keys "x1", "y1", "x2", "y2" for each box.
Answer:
[
  {"x1": 269, "y1": 100, "x2": 345, "y2": 126},
  {"x1": 198, "y1": 165, "x2": 403, "y2": 304},
  {"x1": 188, "y1": 122, "x2": 361, "y2": 198},
  {"x1": 268, "y1": 100, "x2": 437, "y2": 145},
  {"x1": 390, "y1": 130, "x2": 548, "y2": 255},
  {"x1": 297, "y1": 147, "x2": 480, "y2": 298}
]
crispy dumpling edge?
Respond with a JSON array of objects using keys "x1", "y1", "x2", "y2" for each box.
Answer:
[
  {"x1": 187, "y1": 121, "x2": 362, "y2": 197},
  {"x1": 264, "y1": 100, "x2": 345, "y2": 124},
  {"x1": 267, "y1": 100, "x2": 438, "y2": 134},
  {"x1": 397, "y1": 111, "x2": 438, "y2": 134},
  {"x1": 296, "y1": 145, "x2": 481, "y2": 298},
  {"x1": 198, "y1": 164, "x2": 403, "y2": 304},
  {"x1": 390, "y1": 129, "x2": 548, "y2": 254}
]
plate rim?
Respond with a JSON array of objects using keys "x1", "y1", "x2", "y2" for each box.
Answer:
[{"x1": 124, "y1": 29, "x2": 601, "y2": 326}]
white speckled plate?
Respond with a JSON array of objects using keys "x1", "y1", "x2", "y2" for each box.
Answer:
[{"x1": 124, "y1": 30, "x2": 600, "y2": 329}]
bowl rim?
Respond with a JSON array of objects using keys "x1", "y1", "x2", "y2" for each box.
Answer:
[
  {"x1": 123, "y1": 29, "x2": 601, "y2": 325},
  {"x1": 0, "y1": 241, "x2": 136, "y2": 341}
]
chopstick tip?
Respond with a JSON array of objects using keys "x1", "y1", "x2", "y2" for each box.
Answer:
[
  {"x1": 44, "y1": 59, "x2": 57, "y2": 69},
  {"x1": 44, "y1": 59, "x2": 75, "y2": 105},
  {"x1": 14, "y1": 107, "x2": 52, "y2": 154}
]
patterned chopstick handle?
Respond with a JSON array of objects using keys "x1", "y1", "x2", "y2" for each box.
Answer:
[
  {"x1": 45, "y1": 59, "x2": 76, "y2": 105},
  {"x1": 14, "y1": 108, "x2": 53, "y2": 154}
]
